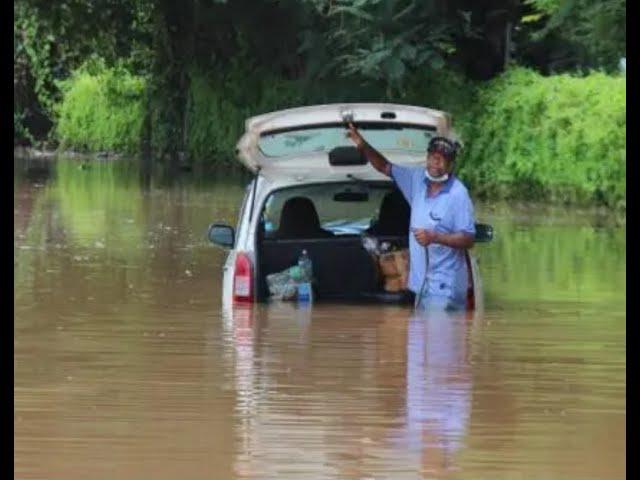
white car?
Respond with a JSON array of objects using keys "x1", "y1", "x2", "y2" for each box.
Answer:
[{"x1": 208, "y1": 103, "x2": 492, "y2": 308}]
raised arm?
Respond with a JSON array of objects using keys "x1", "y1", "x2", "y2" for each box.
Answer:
[{"x1": 346, "y1": 122, "x2": 391, "y2": 176}]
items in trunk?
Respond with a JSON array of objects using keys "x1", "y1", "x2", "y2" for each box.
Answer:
[
  {"x1": 377, "y1": 249, "x2": 409, "y2": 292},
  {"x1": 266, "y1": 249, "x2": 315, "y2": 301},
  {"x1": 361, "y1": 234, "x2": 409, "y2": 293}
]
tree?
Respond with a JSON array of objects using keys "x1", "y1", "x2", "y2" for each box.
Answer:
[
  {"x1": 14, "y1": 0, "x2": 154, "y2": 143},
  {"x1": 517, "y1": 0, "x2": 625, "y2": 72}
]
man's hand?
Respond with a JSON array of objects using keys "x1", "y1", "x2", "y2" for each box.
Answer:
[
  {"x1": 345, "y1": 122, "x2": 391, "y2": 176},
  {"x1": 412, "y1": 228, "x2": 475, "y2": 249},
  {"x1": 346, "y1": 122, "x2": 365, "y2": 149},
  {"x1": 412, "y1": 228, "x2": 439, "y2": 246}
]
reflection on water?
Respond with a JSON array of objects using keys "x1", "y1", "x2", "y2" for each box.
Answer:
[
  {"x1": 15, "y1": 155, "x2": 625, "y2": 479},
  {"x1": 401, "y1": 310, "x2": 473, "y2": 476}
]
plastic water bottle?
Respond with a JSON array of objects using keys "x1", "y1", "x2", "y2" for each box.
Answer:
[
  {"x1": 297, "y1": 281, "x2": 313, "y2": 303},
  {"x1": 297, "y1": 250, "x2": 313, "y2": 303},
  {"x1": 298, "y1": 249, "x2": 313, "y2": 281}
]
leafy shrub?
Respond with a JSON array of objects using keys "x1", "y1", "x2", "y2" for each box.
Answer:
[
  {"x1": 455, "y1": 67, "x2": 625, "y2": 209},
  {"x1": 186, "y1": 65, "x2": 308, "y2": 166},
  {"x1": 402, "y1": 68, "x2": 477, "y2": 118},
  {"x1": 54, "y1": 62, "x2": 625, "y2": 209},
  {"x1": 55, "y1": 61, "x2": 146, "y2": 153}
]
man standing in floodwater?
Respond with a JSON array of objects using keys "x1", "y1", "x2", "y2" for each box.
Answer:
[{"x1": 346, "y1": 123, "x2": 476, "y2": 311}]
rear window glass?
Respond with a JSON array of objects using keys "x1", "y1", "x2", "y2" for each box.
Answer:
[
  {"x1": 259, "y1": 123, "x2": 436, "y2": 157},
  {"x1": 260, "y1": 182, "x2": 410, "y2": 238}
]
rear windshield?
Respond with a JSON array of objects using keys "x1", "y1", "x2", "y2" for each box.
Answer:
[
  {"x1": 260, "y1": 182, "x2": 410, "y2": 239},
  {"x1": 259, "y1": 123, "x2": 436, "y2": 157}
]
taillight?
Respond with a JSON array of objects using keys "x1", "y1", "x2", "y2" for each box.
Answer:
[{"x1": 233, "y1": 252, "x2": 254, "y2": 303}]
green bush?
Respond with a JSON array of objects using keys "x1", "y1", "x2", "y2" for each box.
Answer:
[
  {"x1": 55, "y1": 62, "x2": 146, "y2": 153},
  {"x1": 186, "y1": 68, "x2": 301, "y2": 166},
  {"x1": 455, "y1": 67, "x2": 626, "y2": 209},
  {"x1": 402, "y1": 68, "x2": 477, "y2": 120},
  {"x1": 53, "y1": 62, "x2": 625, "y2": 209}
]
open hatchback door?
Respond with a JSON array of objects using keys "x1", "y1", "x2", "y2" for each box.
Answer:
[{"x1": 236, "y1": 103, "x2": 452, "y2": 180}]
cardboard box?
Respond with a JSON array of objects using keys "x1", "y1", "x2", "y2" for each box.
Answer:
[
  {"x1": 379, "y1": 254, "x2": 399, "y2": 276},
  {"x1": 379, "y1": 249, "x2": 409, "y2": 292},
  {"x1": 378, "y1": 249, "x2": 409, "y2": 278},
  {"x1": 384, "y1": 275, "x2": 404, "y2": 292}
]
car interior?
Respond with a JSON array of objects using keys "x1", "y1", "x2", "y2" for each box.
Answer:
[
  {"x1": 271, "y1": 197, "x2": 335, "y2": 239},
  {"x1": 256, "y1": 186, "x2": 413, "y2": 303}
]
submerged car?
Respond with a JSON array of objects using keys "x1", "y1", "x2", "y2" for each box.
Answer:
[{"x1": 208, "y1": 103, "x2": 492, "y2": 308}]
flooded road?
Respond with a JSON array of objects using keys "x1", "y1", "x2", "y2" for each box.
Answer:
[{"x1": 14, "y1": 157, "x2": 625, "y2": 479}]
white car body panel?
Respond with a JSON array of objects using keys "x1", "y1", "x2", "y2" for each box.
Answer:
[{"x1": 236, "y1": 103, "x2": 451, "y2": 174}]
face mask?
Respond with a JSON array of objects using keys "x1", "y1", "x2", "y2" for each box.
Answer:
[{"x1": 425, "y1": 170, "x2": 449, "y2": 183}]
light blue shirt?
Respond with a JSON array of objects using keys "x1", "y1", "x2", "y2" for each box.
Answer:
[{"x1": 391, "y1": 164, "x2": 476, "y2": 305}]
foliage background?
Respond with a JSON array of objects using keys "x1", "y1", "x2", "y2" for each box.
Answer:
[
  {"x1": 14, "y1": 0, "x2": 626, "y2": 208},
  {"x1": 456, "y1": 68, "x2": 626, "y2": 209}
]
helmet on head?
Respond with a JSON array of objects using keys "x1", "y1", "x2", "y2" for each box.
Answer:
[{"x1": 427, "y1": 136, "x2": 461, "y2": 162}]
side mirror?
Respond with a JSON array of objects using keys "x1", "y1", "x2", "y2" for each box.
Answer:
[
  {"x1": 207, "y1": 223, "x2": 234, "y2": 248},
  {"x1": 474, "y1": 223, "x2": 494, "y2": 243}
]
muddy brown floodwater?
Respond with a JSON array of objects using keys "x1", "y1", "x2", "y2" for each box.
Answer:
[{"x1": 14, "y1": 156, "x2": 625, "y2": 479}]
